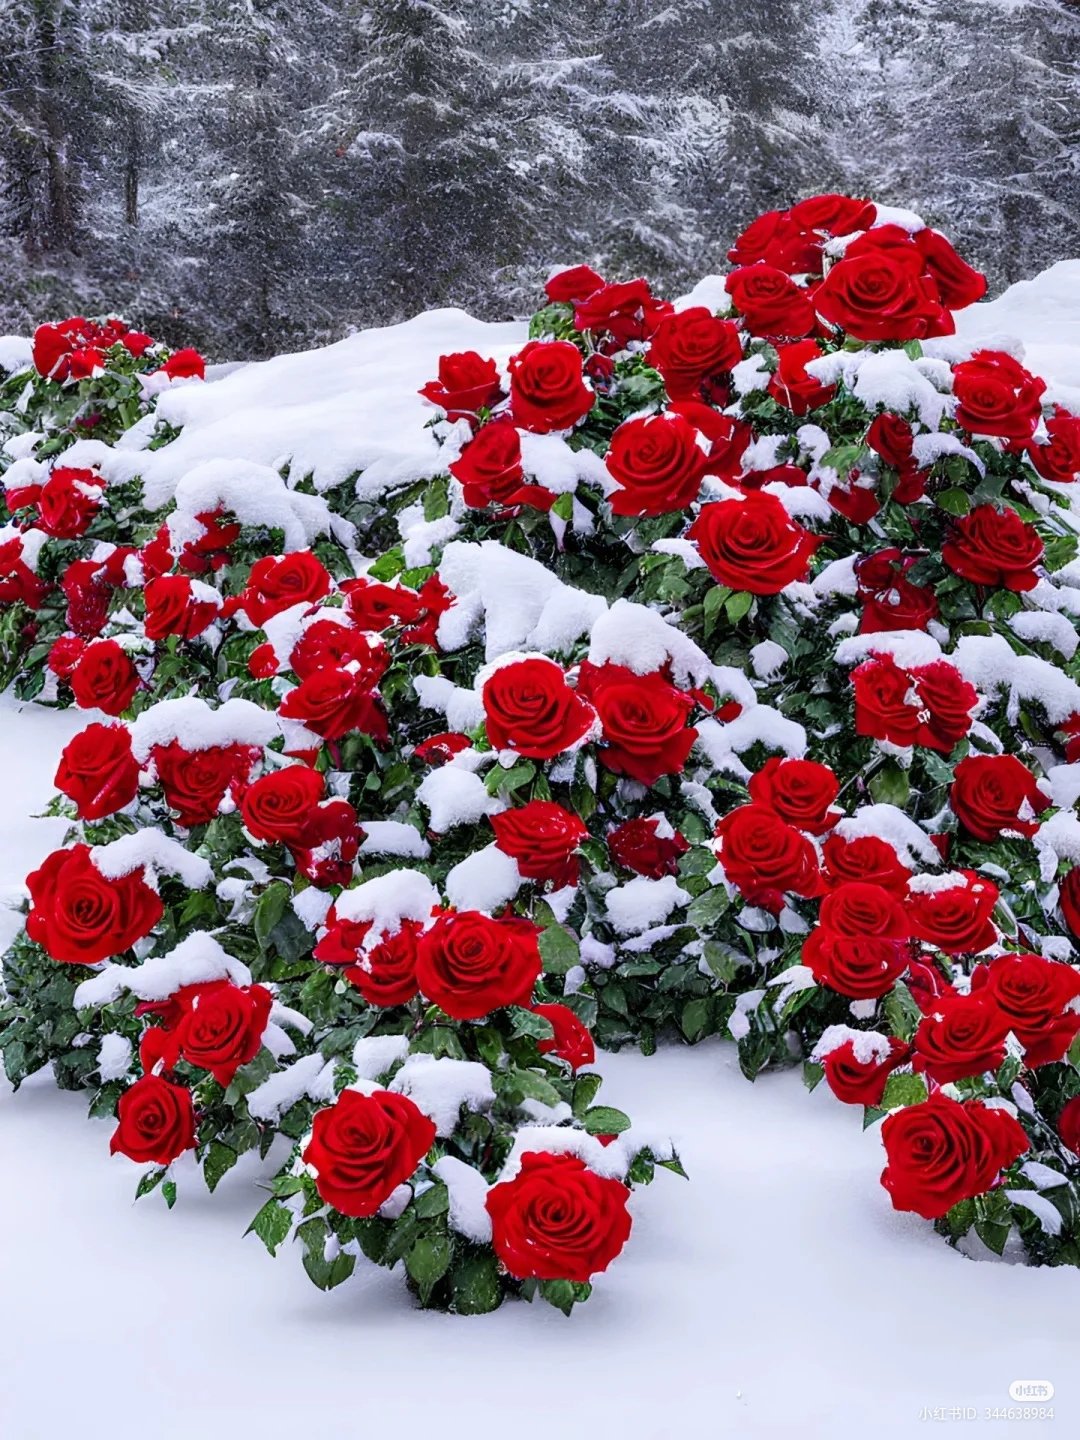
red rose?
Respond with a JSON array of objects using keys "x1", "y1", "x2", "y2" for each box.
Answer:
[
  {"x1": 177, "y1": 508, "x2": 241, "y2": 573},
  {"x1": 241, "y1": 552, "x2": 331, "y2": 627},
  {"x1": 789, "y1": 193, "x2": 876, "y2": 237},
  {"x1": 291, "y1": 798, "x2": 362, "y2": 888},
  {"x1": 143, "y1": 574, "x2": 220, "y2": 642},
  {"x1": 60, "y1": 558, "x2": 114, "y2": 637},
  {"x1": 853, "y1": 655, "x2": 976, "y2": 754},
  {"x1": 949, "y1": 754, "x2": 1049, "y2": 841},
  {"x1": 449, "y1": 419, "x2": 525, "y2": 508},
  {"x1": 279, "y1": 666, "x2": 387, "y2": 743},
  {"x1": 415, "y1": 911, "x2": 542, "y2": 1020},
  {"x1": 69, "y1": 639, "x2": 140, "y2": 715},
  {"x1": 158, "y1": 347, "x2": 204, "y2": 380},
  {"x1": 952, "y1": 351, "x2": 1046, "y2": 442},
  {"x1": 1029, "y1": 407, "x2": 1080, "y2": 484},
  {"x1": 942, "y1": 504, "x2": 1043, "y2": 592},
  {"x1": 725, "y1": 265, "x2": 816, "y2": 339},
  {"x1": 162, "y1": 980, "x2": 274, "y2": 1084},
  {"x1": 47, "y1": 634, "x2": 86, "y2": 678},
  {"x1": 414, "y1": 731, "x2": 472, "y2": 766},
  {"x1": 605, "y1": 412, "x2": 708, "y2": 517},
  {"x1": 975, "y1": 953, "x2": 1080, "y2": 1067},
  {"x1": 532, "y1": 1003, "x2": 596, "y2": 1071},
  {"x1": 241, "y1": 765, "x2": 325, "y2": 847},
  {"x1": 302, "y1": 1088, "x2": 436, "y2": 1217},
  {"x1": 668, "y1": 402, "x2": 752, "y2": 479},
  {"x1": 907, "y1": 871, "x2": 999, "y2": 955},
  {"x1": 486, "y1": 1151, "x2": 632, "y2": 1282},
  {"x1": 508, "y1": 340, "x2": 593, "y2": 434},
  {"x1": 481, "y1": 656, "x2": 595, "y2": 760},
  {"x1": 911, "y1": 993, "x2": 1009, "y2": 1084},
  {"x1": 342, "y1": 578, "x2": 424, "y2": 632},
  {"x1": 26, "y1": 842, "x2": 163, "y2": 964},
  {"x1": 728, "y1": 210, "x2": 822, "y2": 272},
  {"x1": 802, "y1": 881, "x2": 910, "y2": 999},
  {"x1": 419, "y1": 351, "x2": 503, "y2": 424},
  {"x1": 121, "y1": 329, "x2": 154, "y2": 357},
  {"x1": 33, "y1": 322, "x2": 76, "y2": 380},
  {"x1": 490, "y1": 800, "x2": 588, "y2": 888},
  {"x1": 545, "y1": 265, "x2": 605, "y2": 304},
  {"x1": 0, "y1": 537, "x2": 47, "y2": 608},
  {"x1": 1058, "y1": 1096, "x2": 1080, "y2": 1156},
  {"x1": 54, "y1": 722, "x2": 140, "y2": 821},
  {"x1": 767, "y1": 340, "x2": 836, "y2": 414},
  {"x1": 607, "y1": 817, "x2": 689, "y2": 878},
  {"x1": 840, "y1": 663, "x2": 913, "y2": 756},
  {"x1": 713, "y1": 804, "x2": 821, "y2": 911},
  {"x1": 814, "y1": 243, "x2": 949, "y2": 342},
  {"x1": 109, "y1": 1075, "x2": 196, "y2": 1166},
  {"x1": 317, "y1": 915, "x2": 422, "y2": 1008},
  {"x1": 822, "y1": 833, "x2": 911, "y2": 896},
  {"x1": 572, "y1": 279, "x2": 672, "y2": 346},
  {"x1": 912, "y1": 660, "x2": 978, "y2": 753},
  {"x1": 688, "y1": 491, "x2": 820, "y2": 594},
  {"x1": 36, "y1": 466, "x2": 104, "y2": 538},
  {"x1": 288, "y1": 621, "x2": 386, "y2": 684},
  {"x1": 646, "y1": 307, "x2": 741, "y2": 401},
  {"x1": 880, "y1": 1092, "x2": 1028, "y2": 1221},
  {"x1": 576, "y1": 661, "x2": 697, "y2": 785},
  {"x1": 747, "y1": 756, "x2": 840, "y2": 834},
  {"x1": 914, "y1": 229, "x2": 988, "y2": 310},
  {"x1": 821, "y1": 1034, "x2": 910, "y2": 1106},
  {"x1": 152, "y1": 742, "x2": 253, "y2": 827},
  {"x1": 856, "y1": 550, "x2": 938, "y2": 633},
  {"x1": 1061, "y1": 867, "x2": 1080, "y2": 940}
]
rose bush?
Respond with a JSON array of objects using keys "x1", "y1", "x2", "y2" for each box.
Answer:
[{"x1": 6, "y1": 195, "x2": 1080, "y2": 1294}]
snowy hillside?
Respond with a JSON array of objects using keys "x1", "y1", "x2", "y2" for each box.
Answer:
[{"x1": 4, "y1": 261, "x2": 1080, "y2": 1440}]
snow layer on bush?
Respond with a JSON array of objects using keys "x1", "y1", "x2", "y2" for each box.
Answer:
[
  {"x1": 332, "y1": 871, "x2": 440, "y2": 941},
  {"x1": 74, "y1": 931, "x2": 251, "y2": 1007},
  {"x1": 389, "y1": 1055, "x2": 495, "y2": 1137},
  {"x1": 129, "y1": 696, "x2": 279, "y2": 760}
]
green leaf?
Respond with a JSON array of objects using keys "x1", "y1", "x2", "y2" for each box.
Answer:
[
  {"x1": 974, "y1": 1217, "x2": 1010, "y2": 1255},
  {"x1": 724, "y1": 590, "x2": 754, "y2": 625},
  {"x1": 406, "y1": 1233, "x2": 452, "y2": 1303},
  {"x1": 680, "y1": 997, "x2": 710, "y2": 1042},
  {"x1": 583, "y1": 1105, "x2": 631, "y2": 1135},
  {"x1": 414, "y1": 1184, "x2": 450, "y2": 1220},
  {"x1": 485, "y1": 760, "x2": 535, "y2": 796},
  {"x1": 507, "y1": 1006, "x2": 556, "y2": 1042},
  {"x1": 881, "y1": 1073, "x2": 928, "y2": 1111},
  {"x1": 508, "y1": 1069, "x2": 563, "y2": 1108},
  {"x1": 869, "y1": 760, "x2": 910, "y2": 807},
  {"x1": 247, "y1": 1198, "x2": 294, "y2": 1256},
  {"x1": 538, "y1": 923, "x2": 579, "y2": 975},
  {"x1": 539, "y1": 1278, "x2": 578, "y2": 1315},
  {"x1": 451, "y1": 1254, "x2": 503, "y2": 1315},
  {"x1": 936, "y1": 487, "x2": 971, "y2": 517},
  {"x1": 203, "y1": 1140, "x2": 238, "y2": 1194},
  {"x1": 135, "y1": 1167, "x2": 167, "y2": 1201},
  {"x1": 703, "y1": 584, "x2": 731, "y2": 639},
  {"x1": 883, "y1": 981, "x2": 922, "y2": 1042},
  {"x1": 253, "y1": 881, "x2": 290, "y2": 950},
  {"x1": 162, "y1": 1180, "x2": 178, "y2": 1209}
]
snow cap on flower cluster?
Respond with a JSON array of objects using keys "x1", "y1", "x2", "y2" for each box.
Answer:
[
  {"x1": 436, "y1": 539, "x2": 606, "y2": 659},
  {"x1": 332, "y1": 870, "x2": 440, "y2": 942},
  {"x1": 128, "y1": 695, "x2": 279, "y2": 761},
  {"x1": 74, "y1": 931, "x2": 251, "y2": 1007},
  {"x1": 90, "y1": 829, "x2": 213, "y2": 889},
  {"x1": 389, "y1": 1054, "x2": 496, "y2": 1137}
]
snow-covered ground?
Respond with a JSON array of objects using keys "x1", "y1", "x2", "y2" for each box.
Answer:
[{"x1": 5, "y1": 269, "x2": 1080, "y2": 1439}]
